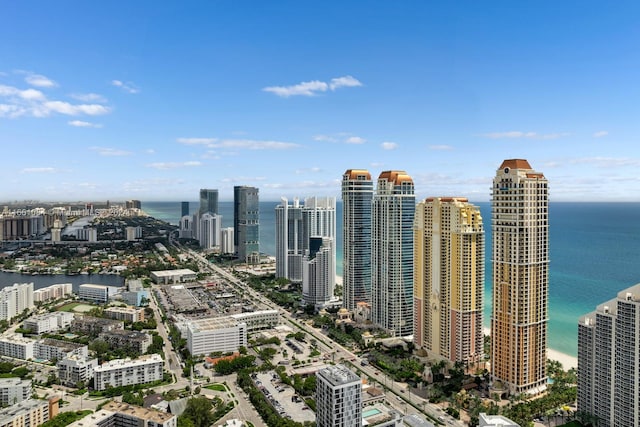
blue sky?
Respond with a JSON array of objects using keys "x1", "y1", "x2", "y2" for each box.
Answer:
[{"x1": 1, "y1": 1, "x2": 639, "y2": 202}]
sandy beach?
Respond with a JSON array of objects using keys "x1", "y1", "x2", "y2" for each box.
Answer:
[{"x1": 483, "y1": 328, "x2": 577, "y2": 370}]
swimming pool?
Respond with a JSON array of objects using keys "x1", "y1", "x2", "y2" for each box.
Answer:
[{"x1": 363, "y1": 408, "x2": 381, "y2": 418}]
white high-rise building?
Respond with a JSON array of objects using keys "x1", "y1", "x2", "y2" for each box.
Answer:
[
  {"x1": 221, "y1": 227, "x2": 235, "y2": 254},
  {"x1": 316, "y1": 364, "x2": 362, "y2": 427},
  {"x1": 491, "y1": 159, "x2": 549, "y2": 396},
  {"x1": 275, "y1": 197, "x2": 336, "y2": 284},
  {"x1": 198, "y1": 212, "x2": 222, "y2": 249},
  {"x1": 0, "y1": 283, "x2": 34, "y2": 321},
  {"x1": 341, "y1": 169, "x2": 373, "y2": 311},
  {"x1": 303, "y1": 237, "x2": 335, "y2": 308},
  {"x1": 578, "y1": 283, "x2": 640, "y2": 427},
  {"x1": 372, "y1": 171, "x2": 415, "y2": 337}
]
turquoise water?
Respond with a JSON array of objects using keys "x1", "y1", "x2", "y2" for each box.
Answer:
[
  {"x1": 363, "y1": 408, "x2": 382, "y2": 417},
  {"x1": 142, "y1": 201, "x2": 640, "y2": 358}
]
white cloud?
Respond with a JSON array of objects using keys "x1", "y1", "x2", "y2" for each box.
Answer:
[
  {"x1": 263, "y1": 75, "x2": 362, "y2": 97},
  {"x1": 43, "y1": 101, "x2": 110, "y2": 116},
  {"x1": 177, "y1": 137, "x2": 217, "y2": 145},
  {"x1": 21, "y1": 167, "x2": 60, "y2": 173},
  {"x1": 68, "y1": 120, "x2": 102, "y2": 128},
  {"x1": 111, "y1": 80, "x2": 140, "y2": 94},
  {"x1": 593, "y1": 131, "x2": 608, "y2": 138},
  {"x1": 313, "y1": 134, "x2": 338, "y2": 142},
  {"x1": 70, "y1": 93, "x2": 107, "y2": 103},
  {"x1": 0, "y1": 82, "x2": 111, "y2": 119},
  {"x1": 209, "y1": 139, "x2": 299, "y2": 150},
  {"x1": 146, "y1": 161, "x2": 203, "y2": 170},
  {"x1": 295, "y1": 167, "x2": 322, "y2": 174},
  {"x1": 482, "y1": 131, "x2": 569, "y2": 139},
  {"x1": 24, "y1": 73, "x2": 57, "y2": 88},
  {"x1": 145, "y1": 149, "x2": 155, "y2": 154},
  {"x1": 329, "y1": 75, "x2": 363, "y2": 90},
  {"x1": 89, "y1": 146, "x2": 131, "y2": 156},
  {"x1": 381, "y1": 142, "x2": 398, "y2": 150},
  {"x1": 345, "y1": 136, "x2": 366, "y2": 144},
  {"x1": 570, "y1": 157, "x2": 640, "y2": 168},
  {"x1": 429, "y1": 145, "x2": 453, "y2": 151},
  {"x1": 221, "y1": 176, "x2": 267, "y2": 183}
]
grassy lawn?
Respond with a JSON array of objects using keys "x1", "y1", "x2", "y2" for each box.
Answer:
[
  {"x1": 205, "y1": 383, "x2": 227, "y2": 392},
  {"x1": 56, "y1": 302, "x2": 83, "y2": 312}
]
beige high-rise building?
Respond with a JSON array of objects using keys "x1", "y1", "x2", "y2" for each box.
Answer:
[
  {"x1": 491, "y1": 159, "x2": 549, "y2": 396},
  {"x1": 414, "y1": 197, "x2": 484, "y2": 364}
]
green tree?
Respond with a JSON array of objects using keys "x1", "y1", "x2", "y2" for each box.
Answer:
[{"x1": 178, "y1": 396, "x2": 214, "y2": 427}]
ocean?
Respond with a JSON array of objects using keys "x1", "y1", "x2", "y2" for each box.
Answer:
[{"x1": 144, "y1": 201, "x2": 640, "y2": 357}]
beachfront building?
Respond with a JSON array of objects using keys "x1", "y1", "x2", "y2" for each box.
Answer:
[
  {"x1": 199, "y1": 188, "x2": 219, "y2": 216},
  {"x1": 93, "y1": 354, "x2": 164, "y2": 391},
  {"x1": 316, "y1": 364, "x2": 362, "y2": 427},
  {"x1": 0, "y1": 283, "x2": 34, "y2": 321},
  {"x1": 23, "y1": 311, "x2": 74, "y2": 334},
  {"x1": 341, "y1": 169, "x2": 374, "y2": 311},
  {"x1": 221, "y1": 227, "x2": 235, "y2": 254},
  {"x1": 234, "y1": 185, "x2": 260, "y2": 263},
  {"x1": 414, "y1": 197, "x2": 484, "y2": 364},
  {"x1": 275, "y1": 197, "x2": 336, "y2": 285},
  {"x1": 186, "y1": 317, "x2": 247, "y2": 356},
  {"x1": 0, "y1": 378, "x2": 31, "y2": 406},
  {"x1": 57, "y1": 355, "x2": 98, "y2": 387},
  {"x1": 578, "y1": 283, "x2": 640, "y2": 427},
  {"x1": 491, "y1": 159, "x2": 549, "y2": 396},
  {"x1": 198, "y1": 212, "x2": 222, "y2": 249},
  {"x1": 372, "y1": 171, "x2": 415, "y2": 337},
  {"x1": 302, "y1": 237, "x2": 335, "y2": 308}
]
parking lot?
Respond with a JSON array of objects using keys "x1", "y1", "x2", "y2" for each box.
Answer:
[{"x1": 253, "y1": 371, "x2": 315, "y2": 423}]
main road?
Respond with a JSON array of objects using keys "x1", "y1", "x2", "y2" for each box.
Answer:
[{"x1": 179, "y1": 248, "x2": 464, "y2": 427}]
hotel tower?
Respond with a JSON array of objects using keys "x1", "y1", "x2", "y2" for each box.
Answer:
[
  {"x1": 414, "y1": 197, "x2": 484, "y2": 364},
  {"x1": 372, "y1": 170, "x2": 415, "y2": 337},
  {"x1": 491, "y1": 159, "x2": 549, "y2": 396},
  {"x1": 341, "y1": 169, "x2": 374, "y2": 310}
]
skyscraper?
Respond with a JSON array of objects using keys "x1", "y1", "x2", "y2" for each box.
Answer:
[
  {"x1": 303, "y1": 237, "x2": 335, "y2": 308},
  {"x1": 491, "y1": 159, "x2": 548, "y2": 396},
  {"x1": 341, "y1": 169, "x2": 373, "y2": 310},
  {"x1": 181, "y1": 201, "x2": 189, "y2": 218},
  {"x1": 198, "y1": 212, "x2": 222, "y2": 249},
  {"x1": 372, "y1": 170, "x2": 415, "y2": 337},
  {"x1": 199, "y1": 189, "x2": 218, "y2": 215},
  {"x1": 414, "y1": 197, "x2": 484, "y2": 364},
  {"x1": 234, "y1": 186, "x2": 260, "y2": 263},
  {"x1": 578, "y1": 283, "x2": 640, "y2": 427},
  {"x1": 275, "y1": 197, "x2": 336, "y2": 285},
  {"x1": 316, "y1": 364, "x2": 362, "y2": 427}
]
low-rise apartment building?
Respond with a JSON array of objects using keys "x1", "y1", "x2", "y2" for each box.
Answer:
[{"x1": 93, "y1": 354, "x2": 164, "y2": 391}]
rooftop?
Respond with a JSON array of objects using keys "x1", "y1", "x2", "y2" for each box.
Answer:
[
  {"x1": 498, "y1": 159, "x2": 532, "y2": 170},
  {"x1": 378, "y1": 170, "x2": 413, "y2": 185},
  {"x1": 187, "y1": 317, "x2": 241, "y2": 332},
  {"x1": 103, "y1": 401, "x2": 175, "y2": 423},
  {"x1": 318, "y1": 364, "x2": 360, "y2": 386},
  {"x1": 343, "y1": 169, "x2": 372, "y2": 180},
  {"x1": 95, "y1": 354, "x2": 162, "y2": 371}
]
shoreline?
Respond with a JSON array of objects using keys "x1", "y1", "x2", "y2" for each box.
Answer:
[{"x1": 483, "y1": 327, "x2": 577, "y2": 370}]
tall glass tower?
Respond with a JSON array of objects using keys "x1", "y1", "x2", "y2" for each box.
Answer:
[
  {"x1": 341, "y1": 169, "x2": 373, "y2": 310},
  {"x1": 199, "y1": 189, "x2": 218, "y2": 215},
  {"x1": 372, "y1": 170, "x2": 415, "y2": 337},
  {"x1": 491, "y1": 159, "x2": 549, "y2": 396},
  {"x1": 234, "y1": 186, "x2": 260, "y2": 263}
]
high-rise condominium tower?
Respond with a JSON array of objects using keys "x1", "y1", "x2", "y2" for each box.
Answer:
[
  {"x1": 316, "y1": 364, "x2": 362, "y2": 427},
  {"x1": 275, "y1": 197, "x2": 336, "y2": 284},
  {"x1": 372, "y1": 170, "x2": 415, "y2": 337},
  {"x1": 341, "y1": 169, "x2": 373, "y2": 310},
  {"x1": 578, "y1": 283, "x2": 640, "y2": 427},
  {"x1": 199, "y1": 189, "x2": 218, "y2": 215},
  {"x1": 414, "y1": 197, "x2": 484, "y2": 364},
  {"x1": 181, "y1": 201, "x2": 189, "y2": 218},
  {"x1": 491, "y1": 159, "x2": 549, "y2": 396},
  {"x1": 303, "y1": 237, "x2": 335, "y2": 307},
  {"x1": 234, "y1": 186, "x2": 260, "y2": 263}
]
